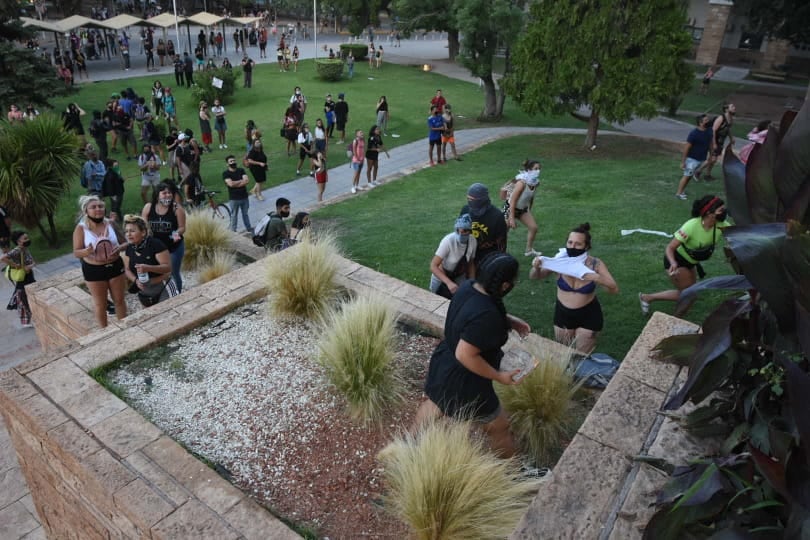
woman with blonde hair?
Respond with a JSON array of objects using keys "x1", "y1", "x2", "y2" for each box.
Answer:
[{"x1": 72, "y1": 195, "x2": 128, "y2": 327}]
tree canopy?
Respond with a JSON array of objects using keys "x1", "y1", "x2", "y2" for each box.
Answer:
[
  {"x1": 735, "y1": 0, "x2": 810, "y2": 45},
  {"x1": 0, "y1": 3, "x2": 73, "y2": 111},
  {"x1": 503, "y1": 0, "x2": 693, "y2": 147}
]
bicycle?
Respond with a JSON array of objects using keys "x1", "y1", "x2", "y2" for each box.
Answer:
[{"x1": 186, "y1": 190, "x2": 231, "y2": 220}]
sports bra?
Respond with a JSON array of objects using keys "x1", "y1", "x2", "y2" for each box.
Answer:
[{"x1": 557, "y1": 258, "x2": 598, "y2": 294}]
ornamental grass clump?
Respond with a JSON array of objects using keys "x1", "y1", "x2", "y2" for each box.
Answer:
[
  {"x1": 378, "y1": 418, "x2": 540, "y2": 540},
  {"x1": 317, "y1": 292, "x2": 403, "y2": 422},
  {"x1": 265, "y1": 229, "x2": 340, "y2": 319},
  {"x1": 182, "y1": 210, "x2": 231, "y2": 269},
  {"x1": 197, "y1": 250, "x2": 236, "y2": 284},
  {"x1": 496, "y1": 342, "x2": 585, "y2": 466}
]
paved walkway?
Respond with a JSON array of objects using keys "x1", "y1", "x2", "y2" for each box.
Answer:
[{"x1": 0, "y1": 26, "x2": 753, "y2": 539}]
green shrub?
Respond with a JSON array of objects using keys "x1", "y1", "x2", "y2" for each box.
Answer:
[
  {"x1": 189, "y1": 67, "x2": 239, "y2": 105},
  {"x1": 496, "y1": 342, "x2": 586, "y2": 466},
  {"x1": 264, "y1": 230, "x2": 340, "y2": 319},
  {"x1": 197, "y1": 249, "x2": 236, "y2": 283},
  {"x1": 317, "y1": 292, "x2": 403, "y2": 422},
  {"x1": 315, "y1": 59, "x2": 344, "y2": 82},
  {"x1": 339, "y1": 43, "x2": 368, "y2": 61},
  {"x1": 182, "y1": 210, "x2": 231, "y2": 270},
  {"x1": 378, "y1": 418, "x2": 540, "y2": 540}
]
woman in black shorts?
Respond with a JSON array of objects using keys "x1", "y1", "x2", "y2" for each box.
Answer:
[
  {"x1": 72, "y1": 195, "x2": 128, "y2": 327},
  {"x1": 415, "y1": 253, "x2": 530, "y2": 458},
  {"x1": 529, "y1": 223, "x2": 618, "y2": 354}
]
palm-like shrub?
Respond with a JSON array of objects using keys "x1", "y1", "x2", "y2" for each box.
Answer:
[
  {"x1": 378, "y1": 418, "x2": 540, "y2": 540},
  {"x1": 315, "y1": 59, "x2": 344, "y2": 81},
  {"x1": 197, "y1": 249, "x2": 236, "y2": 283},
  {"x1": 317, "y1": 292, "x2": 403, "y2": 422},
  {"x1": 496, "y1": 342, "x2": 585, "y2": 465},
  {"x1": 0, "y1": 113, "x2": 81, "y2": 247},
  {"x1": 182, "y1": 210, "x2": 231, "y2": 269},
  {"x1": 265, "y1": 230, "x2": 340, "y2": 319}
]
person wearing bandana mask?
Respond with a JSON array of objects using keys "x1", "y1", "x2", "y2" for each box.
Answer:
[
  {"x1": 1, "y1": 230, "x2": 36, "y2": 327},
  {"x1": 639, "y1": 195, "x2": 731, "y2": 317},
  {"x1": 416, "y1": 252, "x2": 530, "y2": 458},
  {"x1": 73, "y1": 195, "x2": 128, "y2": 328},
  {"x1": 429, "y1": 213, "x2": 478, "y2": 299},
  {"x1": 460, "y1": 183, "x2": 508, "y2": 264},
  {"x1": 530, "y1": 223, "x2": 618, "y2": 354},
  {"x1": 142, "y1": 182, "x2": 186, "y2": 293},
  {"x1": 505, "y1": 159, "x2": 542, "y2": 257}
]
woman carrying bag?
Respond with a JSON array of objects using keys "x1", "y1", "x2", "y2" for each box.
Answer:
[{"x1": 2, "y1": 231, "x2": 36, "y2": 328}]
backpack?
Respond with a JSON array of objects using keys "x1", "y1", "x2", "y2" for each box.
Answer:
[
  {"x1": 133, "y1": 103, "x2": 147, "y2": 122},
  {"x1": 346, "y1": 140, "x2": 355, "y2": 159},
  {"x1": 573, "y1": 353, "x2": 620, "y2": 389},
  {"x1": 252, "y1": 213, "x2": 273, "y2": 246}
]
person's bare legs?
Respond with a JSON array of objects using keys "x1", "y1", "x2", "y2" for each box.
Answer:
[
  {"x1": 412, "y1": 398, "x2": 442, "y2": 432},
  {"x1": 109, "y1": 274, "x2": 127, "y2": 320},
  {"x1": 573, "y1": 328, "x2": 598, "y2": 355},
  {"x1": 675, "y1": 174, "x2": 691, "y2": 197},
  {"x1": 640, "y1": 267, "x2": 697, "y2": 305},
  {"x1": 482, "y1": 410, "x2": 517, "y2": 458},
  {"x1": 554, "y1": 326, "x2": 577, "y2": 349},
  {"x1": 86, "y1": 281, "x2": 110, "y2": 327},
  {"x1": 519, "y1": 212, "x2": 539, "y2": 253},
  {"x1": 317, "y1": 182, "x2": 325, "y2": 202}
]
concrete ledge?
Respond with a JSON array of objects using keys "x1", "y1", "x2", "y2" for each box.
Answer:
[{"x1": 511, "y1": 312, "x2": 701, "y2": 540}]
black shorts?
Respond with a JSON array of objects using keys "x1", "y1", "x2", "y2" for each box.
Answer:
[
  {"x1": 515, "y1": 207, "x2": 528, "y2": 218},
  {"x1": 554, "y1": 297, "x2": 604, "y2": 332},
  {"x1": 82, "y1": 258, "x2": 124, "y2": 282},
  {"x1": 663, "y1": 251, "x2": 695, "y2": 271},
  {"x1": 299, "y1": 147, "x2": 311, "y2": 160},
  {"x1": 424, "y1": 344, "x2": 501, "y2": 422},
  {"x1": 429, "y1": 138, "x2": 441, "y2": 147},
  {"x1": 336, "y1": 120, "x2": 346, "y2": 131},
  {"x1": 711, "y1": 146, "x2": 723, "y2": 157}
]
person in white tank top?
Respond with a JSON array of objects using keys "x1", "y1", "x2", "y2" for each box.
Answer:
[{"x1": 506, "y1": 159, "x2": 542, "y2": 257}]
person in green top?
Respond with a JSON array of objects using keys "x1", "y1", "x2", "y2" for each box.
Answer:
[{"x1": 639, "y1": 195, "x2": 731, "y2": 315}]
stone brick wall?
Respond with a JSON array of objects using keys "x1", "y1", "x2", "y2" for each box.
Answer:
[
  {"x1": 510, "y1": 312, "x2": 710, "y2": 539},
  {"x1": 0, "y1": 248, "x2": 450, "y2": 539}
]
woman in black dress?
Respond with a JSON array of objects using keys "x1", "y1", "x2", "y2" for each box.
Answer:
[{"x1": 245, "y1": 139, "x2": 268, "y2": 201}]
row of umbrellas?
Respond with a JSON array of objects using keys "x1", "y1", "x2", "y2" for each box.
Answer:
[{"x1": 21, "y1": 12, "x2": 264, "y2": 57}]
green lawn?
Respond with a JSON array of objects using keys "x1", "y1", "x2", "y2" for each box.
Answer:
[
  {"x1": 28, "y1": 60, "x2": 588, "y2": 262},
  {"x1": 313, "y1": 134, "x2": 735, "y2": 361}
]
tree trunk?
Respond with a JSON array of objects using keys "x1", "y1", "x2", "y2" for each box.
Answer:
[
  {"x1": 585, "y1": 108, "x2": 599, "y2": 149},
  {"x1": 479, "y1": 74, "x2": 499, "y2": 121},
  {"x1": 493, "y1": 46, "x2": 511, "y2": 118},
  {"x1": 448, "y1": 30, "x2": 459, "y2": 62}
]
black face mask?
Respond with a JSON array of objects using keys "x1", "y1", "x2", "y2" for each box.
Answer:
[
  {"x1": 566, "y1": 247, "x2": 587, "y2": 257},
  {"x1": 88, "y1": 215, "x2": 105, "y2": 224},
  {"x1": 22, "y1": 240, "x2": 31, "y2": 247},
  {"x1": 228, "y1": 163, "x2": 237, "y2": 169},
  {"x1": 716, "y1": 210, "x2": 727, "y2": 222}
]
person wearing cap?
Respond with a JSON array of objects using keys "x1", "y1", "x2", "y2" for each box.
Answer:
[
  {"x1": 334, "y1": 93, "x2": 349, "y2": 144},
  {"x1": 460, "y1": 183, "x2": 508, "y2": 264},
  {"x1": 506, "y1": 160, "x2": 542, "y2": 257},
  {"x1": 430, "y1": 214, "x2": 478, "y2": 299}
]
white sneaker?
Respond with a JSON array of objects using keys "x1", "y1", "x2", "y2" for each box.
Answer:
[
  {"x1": 365, "y1": 183, "x2": 375, "y2": 189},
  {"x1": 372, "y1": 180, "x2": 381, "y2": 186},
  {"x1": 218, "y1": 144, "x2": 223, "y2": 149},
  {"x1": 223, "y1": 144, "x2": 227, "y2": 149},
  {"x1": 639, "y1": 293, "x2": 650, "y2": 315},
  {"x1": 351, "y1": 187, "x2": 357, "y2": 194}
]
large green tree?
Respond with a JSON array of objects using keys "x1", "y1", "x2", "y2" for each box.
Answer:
[
  {"x1": 503, "y1": 0, "x2": 693, "y2": 147},
  {"x1": 0, "y1": 2, "x2": 73, "y2": 111},
  {"x1": 389, "y1": 0, "x2": 460, "y2": 60},
  {"x1": 0, "y1": 114, "x2": 82, "y2": 247}
]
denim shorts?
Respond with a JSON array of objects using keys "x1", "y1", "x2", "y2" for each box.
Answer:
[
  {"x1": 683, "y1": 158, "x2": 703, "y2": 177},
  {"x1": 351, "y1": 161, "x2": 364, "y2": 172}
]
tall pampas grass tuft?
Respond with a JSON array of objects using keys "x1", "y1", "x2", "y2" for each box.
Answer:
[
  {"x1": 497, "y1": 342, "x2": 586, "y2": 466},
  {"x1": 317, "y1": 292, "x2": 404, "y2": 422},
  {"x1": 265, "y1": 229, "x2": 340, "y2": 319},
  {"x1": 378, "y1": 418, "x2": 540, "y2": 539},
  {"x1": 183, "y1": 211, "x2": 231, "y2": 269},
  {"x1": 197, "y1": 250, "x2": 236, "y2": 283}
]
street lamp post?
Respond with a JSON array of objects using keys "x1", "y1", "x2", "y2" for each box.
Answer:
[{"x1": 313, "y1": 0, "x2": 318, "y2": 59}]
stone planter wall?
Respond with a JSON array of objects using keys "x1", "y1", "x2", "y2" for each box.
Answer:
[
  {"x1": 511, "y1": 312, "x2": 712, "y2": 539},
  {"x1": 0, "y1": 250, "x2": 450, "y2": 539},
  {"x1": 3, "y1": 242, "x2": 709, "y2": 539},
  {"x1": 27, "y1": 234, "x2": 266, "y2": 353}
]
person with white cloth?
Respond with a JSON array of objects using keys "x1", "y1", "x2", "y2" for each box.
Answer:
[
  {"x1": 529, "y1": 223, "x2": 618, "y2": 354},
  {"x1": 429, "y1": 214, "x2": 478, "y2": 299},
  {"x1": 505, "y1": 159, "x2": 542, "y2": 257}
]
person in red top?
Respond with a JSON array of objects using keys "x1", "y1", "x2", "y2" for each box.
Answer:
[{"x1": 430, "y1": 89, "x2": 446, "y2": 114}]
